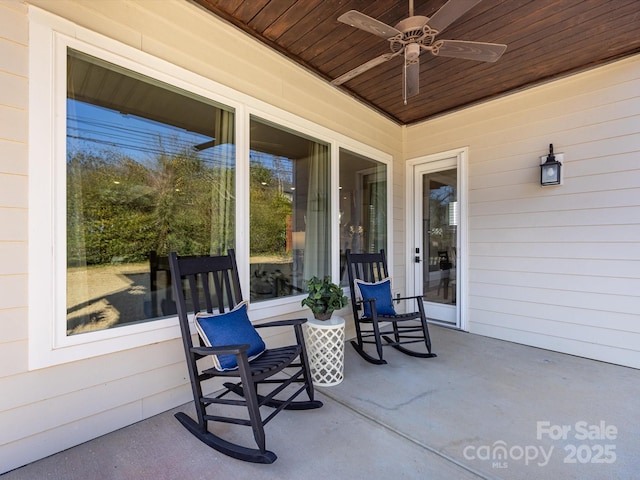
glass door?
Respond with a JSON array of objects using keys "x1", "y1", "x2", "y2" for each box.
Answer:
[{"x1": 414, "y1": 164, "x2": 458, "y2": 326}]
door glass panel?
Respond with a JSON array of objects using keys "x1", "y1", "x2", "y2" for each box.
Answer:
[{"x1": 422, "y1": 169, "x2": 457, "y2": 305}]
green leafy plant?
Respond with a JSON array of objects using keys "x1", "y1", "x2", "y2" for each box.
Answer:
[{"x1": 301, "y1": 276, "x2": 349, "y2": 320}]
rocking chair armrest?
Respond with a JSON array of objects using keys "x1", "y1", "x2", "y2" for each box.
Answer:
[
  {"x1": 361, "y1": 298, "x2": 378, "y2": 309},
  {"x1": 360, "y1": 295, "x2": 422, "y2": 304},
  {"x1": 255, "y1": 318, "x2": 307, "y2": 329},
  {"x1": 395, "y1": 295, "x2": 423, "y2": 303},
  {"x1": 355, "y1": 298, "x2": 375, "y2": 306},
  {"x1": 190, "y1": 344, "x2": 250, "y2": 357},
  {"x1": 353, "y1": 298, "x2": 372, "y2": 312},
  {"x1": 358, "y1": 298, "x2": 379, "y2": 318}
]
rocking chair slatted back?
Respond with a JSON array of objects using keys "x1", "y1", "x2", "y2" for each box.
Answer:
[
  {"x1": 347, "y1": 250, "x2": 389, "y2": 284},
  {"x1": 172, "y1": 253, "x2": 241, "y2": 315}
]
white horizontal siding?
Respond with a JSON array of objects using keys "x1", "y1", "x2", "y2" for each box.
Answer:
[
  {"x1": 0, "y1": 0, "x2": 31, "y2": 469},
  {"x1": 470, "y1": 308, "x2": 640, "y2": 353},
  {"x1": 0, "y1": 398, "x2": 143, "y2": 474},
  {"x1": 471, "y1": 181, "x2": 640, "y2": 216},
  {"x1": 473, "y1": 242, "x2": 640, "y2": 261},
  {"x1": 472, "y1": 224, "x2": 640, "y2": 244},
  {"x1": 472, "y1": 268, "x2": 640, "y2": 301},
  {"x1": 470, "y1": 320, "x2": 640, "y2": 369},
  {"x1": 407, "y1": 53, "x2": 640, "y2": 369},
  {"x1": 470, "y1": 293, "x2": 639, "y2": 335},
  {"x1": 0, "y1": 0, "x2": 28, "y2": 396},
  {"x1": 472, "y1": 255, "x2": 637, "y2": 280},
  {"x1": 471, "y1": 282, "x2": 637, "y2": 321}
]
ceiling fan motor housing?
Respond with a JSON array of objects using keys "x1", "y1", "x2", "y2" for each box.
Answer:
[{"x1": 390, "y1": 16, "x2": 436, "y2": 54}]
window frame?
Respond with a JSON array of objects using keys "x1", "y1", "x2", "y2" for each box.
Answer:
[{"x1": 28, "y1": 8, "x2": 392, "y2": 369}]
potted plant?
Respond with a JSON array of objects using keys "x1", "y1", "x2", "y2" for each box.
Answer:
[{"x1": 301, "y1": 276, "x2": 348, "y2": 321}]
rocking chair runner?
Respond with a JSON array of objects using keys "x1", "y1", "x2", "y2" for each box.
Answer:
[
  {"x1": 168, "y1": 250, "x2": 322, "y2": 464},
  {"x1": 345, "y1": 249, "x2": 436, "y2": 365}
]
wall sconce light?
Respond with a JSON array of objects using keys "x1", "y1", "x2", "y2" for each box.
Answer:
[{"x1": 540, "y1": 144, "x2": 563, "y2": 186}]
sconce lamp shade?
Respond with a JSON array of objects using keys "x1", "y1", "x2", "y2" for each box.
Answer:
[{"x1": 540, "y1": 144, "x2": 562, "y2": 186}]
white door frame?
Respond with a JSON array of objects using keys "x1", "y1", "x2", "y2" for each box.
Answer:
[{"x1": 405, "y1": 147, "x2": 469, "y2": 331}]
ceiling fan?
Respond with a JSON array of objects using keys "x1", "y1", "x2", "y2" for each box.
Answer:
[{"x1": 332, "y1": 0, "x2": 507, "y2": 104}]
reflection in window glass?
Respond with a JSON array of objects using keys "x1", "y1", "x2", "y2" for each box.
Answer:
[
  {"x1": 66, "y1": 49, "x2": 235, "y2": 335},
  {"x1": 249, "y1": 117, "x2": 330, "y2": 301},
  {"x1": 339, "y1": 149, "x2": 387, "y2": 285},
  {"x1": 423, "y1": 169, "x2": 457, "y2": 305}
]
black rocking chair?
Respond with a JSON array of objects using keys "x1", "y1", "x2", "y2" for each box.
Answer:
[
  {"x1": 168, "y1": 250, "x2": 322, "y2": 464},
  {"x1": 345, "y1": 249, "x2": 436, "y2": 365}
]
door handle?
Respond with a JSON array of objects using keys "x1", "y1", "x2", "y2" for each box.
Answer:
[{"x1": 415, "y1": 256, "x2": 421, "y2": 263}]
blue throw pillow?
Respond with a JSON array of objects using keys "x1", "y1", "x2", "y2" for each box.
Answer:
[
  {"x1": 354, "y1": 278, "x2": 396, "y2": 317},
  {"x1": 194, "y1": 301, "x2": 266, "y2": 371}
]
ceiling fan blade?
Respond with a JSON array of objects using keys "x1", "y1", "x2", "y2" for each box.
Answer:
[
  {"x1": 337, "y1": 10, "x2": 402, "y2": 39},
  {"x1": 331, "y1": 52, "x2": 398, "y2": 86},
  {"x1": 433, "y1": 40, "x2": 507, "y2": 62},
  {"x1": 427, "y1": 0, "x2": 482, "y2": 32},
  {"x1": 403, "y1": 56, "x2": 420, "y2": 105}
]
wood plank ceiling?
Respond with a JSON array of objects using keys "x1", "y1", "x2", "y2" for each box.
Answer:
[{"x1": 192, "y1": 0, "x2": 640, "y2": 126}]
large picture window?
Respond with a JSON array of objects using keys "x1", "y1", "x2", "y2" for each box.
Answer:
[
  {"x1": 249, "y1": 117, "x2": 330, "y2": 301},
  {"x1": 66, "y1": 49, "x2": 235, "y2": 334}
]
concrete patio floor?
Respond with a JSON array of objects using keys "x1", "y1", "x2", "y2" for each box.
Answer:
[{"x1": 3, "y1": 326, "x2": 639, "y2": 479}]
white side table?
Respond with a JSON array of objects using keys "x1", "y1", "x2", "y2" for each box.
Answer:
[{"x1": 304, "y1": 316, "x2": 345, "y2": 387}]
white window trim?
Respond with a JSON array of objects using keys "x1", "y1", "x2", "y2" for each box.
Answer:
[{"x1": 28, "y1": 7, "x2": 392, "y2": 368}]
